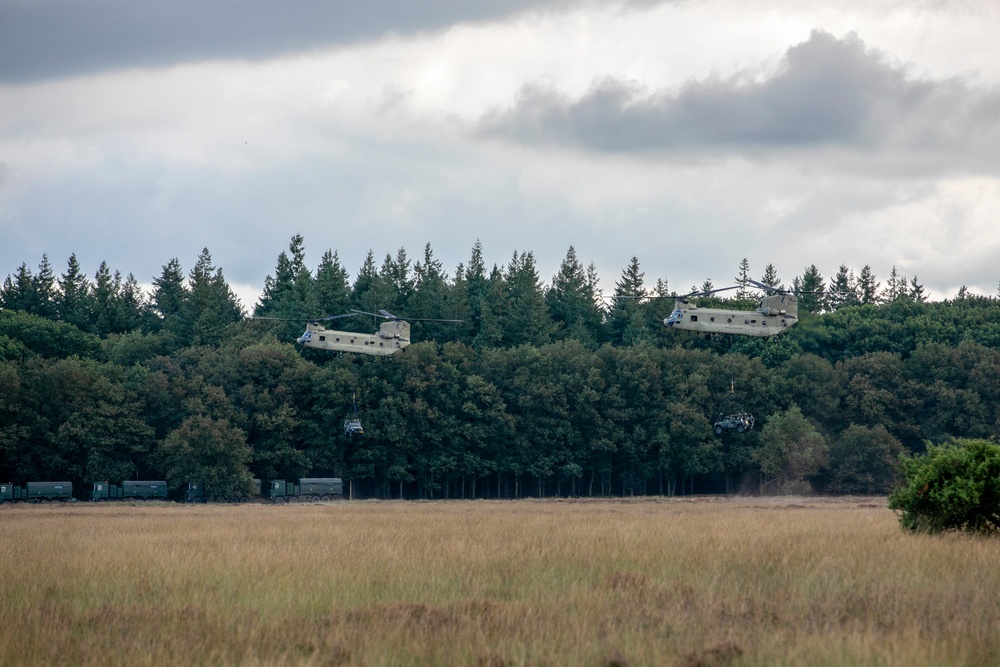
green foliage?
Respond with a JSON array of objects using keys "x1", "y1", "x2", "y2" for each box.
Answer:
[
  {"x1": 0, "y1": 310, "x2": 100, "y2": 359},
  {"x1": 7, "y1": 242, "x2": 1000, "y2": 499},
  {"x1": 754, "y1": 405, "x2": 827, "y2": 494},
  {"x1": 888, "y1": 439, "x2": 1000, "y2": 534},
  {"x1": 826, "y1": 424, "x2": 903, "y2": 494},
  {"x1": 161, "y1": 415, "x2": 255, "y2": 498}
]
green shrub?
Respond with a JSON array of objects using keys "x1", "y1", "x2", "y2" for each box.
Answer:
[{"x1": 888, "y1": 438, "x2": 1000, "y2": 534}]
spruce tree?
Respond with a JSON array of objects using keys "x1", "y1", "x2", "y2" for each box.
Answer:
[
  {"x1": 546, "y1": 246, "x2": 603, "y2": 346},
  {"x1": 857, "y1": 265, "x2": 879, "y2": 305},
  {"x1": 793, "y1": 265, "x2": 826, "y2": 314},
  {"x1": 181, "y1": 248, "x2": 243, "y2": 346},
  {"x1": 608, "y1": 257, "x2": 649, "y2": 345},
  {"x1": 827, "y1": 265, "x2": 858, "y2": 310},
  {"x1": 410, "y1": 243, "x2": 452, "y2": 341},
  {"x1": 150, "y1": 258, "x2": 188, "y2": 338},
  {"x1": 735, "y1": 258, "x2": 752, "y2": 300},
  {"x1": 909, "y1": 276, "x2": 926, "y2": 303},
  {"x1": 32, "y1": 254, "x2": 58, "y2": 320},
  {"x1": 760, "y1": 263, "x2": 781, "y2": 290},
  {"x1": 463, "y1": 241, "x2": 490, "y2": 342},
  {"x1": 314, "y1": 249, "x2": 351, "y2": 316},
  {"x1": 502, "y1": 251, "x2": 551, "y2": 347},
  {"x1": 58, "y1": 253, "x2": 93, "y2": 330},
  {"x1": 0, "y1": 263, "x2": 36, "y2": 314},
  {"x1": 90, "y1": 261, "x2": 123, "y2": 335}
]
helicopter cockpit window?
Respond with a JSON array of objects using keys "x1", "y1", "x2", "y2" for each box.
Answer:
[{"x1": 665, "y1": 309, "x2": 683, "y2": 326}]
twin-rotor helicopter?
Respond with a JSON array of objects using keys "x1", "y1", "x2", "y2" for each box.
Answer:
[
  {"x1": 260, "y1": 278, "x2": 811, "y2": 358},
  {"x1": 254, "y1": 309, "x2": 461, "y2": 357},
  {"x1": 662, "y1": 279, "x2": 807, "y2": 339}
]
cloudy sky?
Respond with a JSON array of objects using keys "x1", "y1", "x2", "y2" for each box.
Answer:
[{"x1": 2, "y1": 0, "x2": 999, "y2": 310}]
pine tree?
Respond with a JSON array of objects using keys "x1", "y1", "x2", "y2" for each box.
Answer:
[
  {"x1": 857, "y1": 265, "x2": 879, "y2": 305},
  {"x1": 827, "y1": 265, "x2": 857, "y2": 310},
  {"x1": 314, "y1": 249, "x2": 351, "y2": 316},
  {"x1": 909, "y1": 275, "x2": 926, "y2": 303},
  {"x1": 255, "y1": 250, "x2": 294, "y2": 317},
  {"x1": 410, "y1": 243, "x2": 452, "y2": 341},
  {"x1": 150, "y1": 258, "x2": 188, "y2": 337},
  {"x1": 760, "y1": 263, "x2": 782, "y2": 290},
  {"x1": 546, "y1": 246, "x2": 603, "y2": 346},
  {"x1": 608, "y1": 257, "x2": 649, "y2": 345},
  {"x1": 463, "y1": 241, "x2": 490, "y2": 343},
  {"x1": 384, "y1": 247, "x2": 414, "y2": 312},
  {"x1": 181, "y1": 248, "x2": 243, "y2": 346},
  {"x1": 880, "y1": 266, "x2": 906, "y2": 303},
  {"x1": 793, "y1": 265, "x2": 825, "y2": 314},
  {"x1": 117, "y1": 273, "x2": 147, "y2": 332},
  {"x1": 735, "y1": 258, "x2": 752, "y2": 300},
  {"x1": 0, "y1": 263, "x2": 36, "y2": 313},
  {"x1": 90, "y1": 261, "x2": 123, "y2": 335},
  {"x1": 503, "y1": 251, "x2": 551, "y2": 347},
  {"x1": 287, "y1": 234, "x2": 318, "y2": 317},
  {"x1": 344, "y1": 250, "x2": 396, "y2": 321},
  {"x1": 32, "y1": 254, "x2": 58, "y2": 320},
  {"x1": 474, "y1": 264, "x2": 508, "y2": 348},
  {"x1": 58, "y1": 253, "x2": 93, "y2": 330},
  {"x1": 256, "y1": 235, "x2": 316, "y2": 318}
]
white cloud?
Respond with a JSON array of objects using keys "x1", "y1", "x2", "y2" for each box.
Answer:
[{"x1": 2, "y1": 0, "x2": 999, "y2": 303}]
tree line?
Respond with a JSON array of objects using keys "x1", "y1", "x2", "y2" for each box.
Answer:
[{"x1": 2, "y1": 236, "x2": 999, "y2": 499}]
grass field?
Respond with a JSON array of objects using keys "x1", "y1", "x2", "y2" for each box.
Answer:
[{"x1": 1, "y1": 497, "x2": 998, "y2": 666}]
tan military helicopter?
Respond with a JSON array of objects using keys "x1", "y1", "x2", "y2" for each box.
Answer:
[
  {"x1": 664, "y1": 279, "x2": 804, "y2": 339},
  {"x1": 258, "y1": 310, "x2": 460, "y2": 356}
]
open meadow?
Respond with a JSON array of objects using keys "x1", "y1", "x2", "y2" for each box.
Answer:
[{"x1": 2, "y1": 497, "x2": 998, "y2": 667}]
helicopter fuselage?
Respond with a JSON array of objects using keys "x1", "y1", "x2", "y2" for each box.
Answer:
[
  {"x1": 664, "y1": 294, "x2": 798, "y2": 338},
  {"x1": 297, "y1": 320, "x2": 411, "y2": 356}
]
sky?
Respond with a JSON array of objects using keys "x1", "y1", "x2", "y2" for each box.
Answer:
[{"x1": 2, "y1": 0, "x2": 999, "y2": 311}]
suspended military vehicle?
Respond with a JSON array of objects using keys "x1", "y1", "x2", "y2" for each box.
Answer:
[{"x1": 713, "y1": 381, "x2": 754, "y2": 436}]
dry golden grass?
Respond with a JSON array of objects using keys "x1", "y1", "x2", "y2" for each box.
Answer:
[{"x1": 1, "y1": 497, "x2": 998, "y2": 666}]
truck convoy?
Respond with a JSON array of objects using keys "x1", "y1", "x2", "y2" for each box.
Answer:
[
  {"x1": 0, "y1": 478, "x2": 343, "y2": 504},
  {"x1": 184, "y1": 478, "x2": 343, "y2": 503}
]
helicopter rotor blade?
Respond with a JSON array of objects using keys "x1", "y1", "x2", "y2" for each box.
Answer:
[
  {"x1": 315, "y1": 313, "x2": 361, "y2": 321},
  {"x1": 352, "y1": 308, "x2": 462, "y2": 323},
  {"x1": 251, "y1": 312, "x2": 362, "y2": 323}
]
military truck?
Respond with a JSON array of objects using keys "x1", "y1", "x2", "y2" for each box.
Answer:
[
  {"x1": 90, "y1": 480, "x2": 169, "y2": 501},
  {"x1": 0, "y1": 481, "x2": 74, "y2": 503},
  {"x1": 264, "y1": 478, "x2": 343, "y2": 503}
]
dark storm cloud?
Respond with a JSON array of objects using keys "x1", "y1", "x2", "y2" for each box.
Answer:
[
  {"x1": 0, "y1": 0, "x2": 663, "y2": 83},
  {"x1": 480, "y1": 31, "x2": 1000, "y2": 168}
]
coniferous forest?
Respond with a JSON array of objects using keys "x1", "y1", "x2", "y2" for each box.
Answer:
[{"x1": 3, "y1": 235, "x2": 1000, "y2": 499}]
